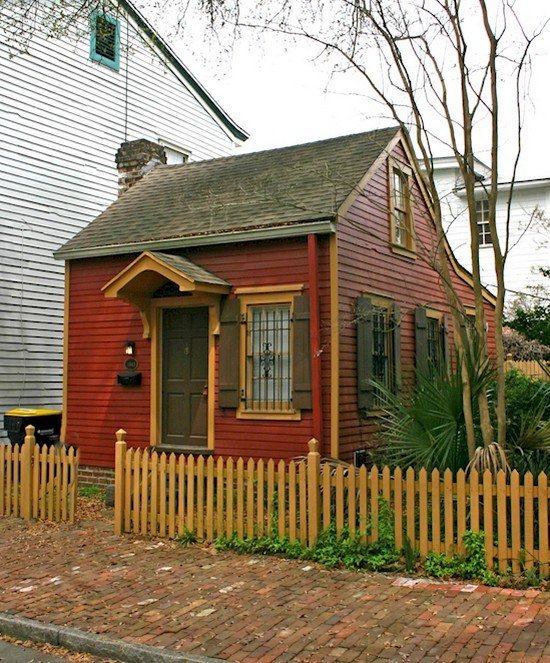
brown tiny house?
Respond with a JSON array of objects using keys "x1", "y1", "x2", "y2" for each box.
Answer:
[{"x1": 56, "y1": 129, "x2": 495, "y2": 476}]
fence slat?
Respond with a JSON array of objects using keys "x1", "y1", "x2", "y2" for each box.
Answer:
[
  {"x1": 13, "y1": 446, "x2": 20, "y2": 518},
  {"x1": 256, "y1": 459, "x2": 265, "y2": 538},
  {"x1": 226, "y1": 458, "x2": 234, "y2": 538},
  {"x1": 431, "y1": 469, "x2": 441, "y2": 554},
  {"x1": 359, "y1": 465, "x2": 367, "y2": 544},
  {"x1": 524, "y1": 472, "x2": 534, "y2": 571},
  {"x1": 61, "y1": 446, "x2": 69, "y2": 523},
  {"x1": 298, "y1": 461, "x2": 307, "y2": 545},
  {"x1": 277, "y1": 460, "x2": 286, "y2": 539},
  {"x1": 40, "y1": 446, "x2": 48, "y2": 520},
  {"x1": 370, "y1": 467, "x2": 379, "y2": 544},
  {"x1": 186, "y1": 455, "x2": 195, "y2": 533},
  {"x1": 266, "y1": 459, "x2": 274, "y2": 537},
  {"x1": 496, "y1": 470, "x2": 507, "y2": 574},
  {"x1": 216, "y1": 457, "x2": 225, "y2": 539},
  {"x1": 335, "y1": 466, "x2": 344, "y2": 539},
  {"x1": 47, "y1": 446, "x2": 55, "y2": 522},
  {"x1": 159, "y1": 453, "x2": 167, "y2": 538},
  {"x1": 538, "y1": 473, "x2": 549, "y2": 577},
  {"x1": 133, "y1": 449, "x2": 142, "y2": 535},
  {"x1": 246, "y1": 458, "x2": 254, "y2": 540},
  {"x1": 288, "y1": 461, "x2": 297, "y2": 543},
  {"x1": 348, "y1": 466, "x2": 357, "y2": 537},
  {"x1": 322, "y1": 464, "x2": 331, "y2": 532},
  {"x1": 470, "y1": 469, "x2": 480, "y2": 532},
  {"x1": 394, "y1": 467, "x2": 403, "y2": 550},
  {"x1": 419, "y1": 468, "x2": 428, "y2": 557},
  {"x1": 406, "y1": 467, "x2": 415, "y2": 549},
  {"x1": 207, "y1": 457, "x2": 215, "y2": 542},
  {"x1": 0, "y1": 445, "x2": 5, "y2": 516},
  {"x1": 168, "y1": 453, "x2": 177, "y2": 539},
  {"x1": 483, "y1": 469, "x2": 494, "y2": 570},
  {"x1": 142, "y1": 452, "x2": 150, "y2": 536},
  {"x1": 236, "y1": 458, "x2": 244, "y2": 539},
  {"x1": 456, "y1": 469, "x2": 466, "y2": 554},
  {"x1": 196, "y1": 456, "x2": 205, "y2": 539},
  {"x1": 510, "y1": 471, "x2": 521, "y2": 574}
]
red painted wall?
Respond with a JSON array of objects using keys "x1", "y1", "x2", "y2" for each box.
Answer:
[
  {"x1": 66, "y1": 239, "x2": 330, "y2": 467},
  {"x1": 336, "y1": 140, "x2": 496, "y2": 460}
]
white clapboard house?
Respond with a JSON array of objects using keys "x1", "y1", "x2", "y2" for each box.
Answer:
[
  {"x1": 431, "y1": 157, "x2": 549, "y2": 302},
  {"x1": 0, "y1": 0, "x2": 247, "y2": 435}
]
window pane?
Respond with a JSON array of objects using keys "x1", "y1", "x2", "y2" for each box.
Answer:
[
  {"x1": 95, "y1": 16, "x2": 116, "y2": 61},
  {"x1": 247, "y1": 305, "x2": 292, "y2": 411}
]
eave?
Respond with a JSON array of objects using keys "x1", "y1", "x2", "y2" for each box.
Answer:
[{"x1": 54, "y1": 219, "x2": 337, "y2": 261}]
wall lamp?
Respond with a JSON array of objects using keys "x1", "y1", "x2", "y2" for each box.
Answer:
[{"x1": 125, "y1": 341, "x2": 136, "y2": 356}]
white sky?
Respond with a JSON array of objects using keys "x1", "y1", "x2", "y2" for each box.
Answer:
[{"x1": 140, "y1": 2, "x2": 550, "y2": 180}]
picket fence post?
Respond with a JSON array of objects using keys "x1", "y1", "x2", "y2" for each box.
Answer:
[
  {"x1": 114, "y1": 429, "x2": 127, "y2": 535},
  {"x1": 21, "y1": 425, "x2": 36, "y2": 520},
  {"x1": 307, "y1": 438, "x2": 321, "y2": 546}
]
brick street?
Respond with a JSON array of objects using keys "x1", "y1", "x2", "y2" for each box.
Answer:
[{"x1": 0, "y1": 507, "x2": 548, "y2": 662}]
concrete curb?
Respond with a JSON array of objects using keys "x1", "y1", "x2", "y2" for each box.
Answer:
[{"x1": 0, "y1": 613, "x2": 224, "y2": 663}]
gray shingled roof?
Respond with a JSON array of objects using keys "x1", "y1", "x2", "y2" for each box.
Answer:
[
  {"x1": 148, "y1": 251, "x2": 230, "y2": 286},
  {"x1": 57, "y1": 127, "x2": 399, "y2": 258}
]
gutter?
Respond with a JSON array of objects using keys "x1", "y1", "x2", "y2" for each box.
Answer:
[{"x1": 54, "y1": 220, "x2": 337, "y2": 261}]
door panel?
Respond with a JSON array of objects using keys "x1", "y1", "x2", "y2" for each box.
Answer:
[{"x1": 162, "y1": 307, "x2": 209, "y2": 448}]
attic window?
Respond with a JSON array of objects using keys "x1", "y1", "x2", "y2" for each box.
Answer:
[{"x1": 90, "y1": 11, "x2": 120, "y2": 71}]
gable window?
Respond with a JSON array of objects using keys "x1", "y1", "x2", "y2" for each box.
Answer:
[
  {"x1": 476, "y1": 198, "x2": 492, "y2": 246},
  {"x1": 90, "y1": 11, "x2": 120, "y2": 71},
  {"x1": 357, "y1": 295, "x2": 402, "y2": 414},
  {"x1": 389, "y1": 159, "x2": 415, "y2": 254}
]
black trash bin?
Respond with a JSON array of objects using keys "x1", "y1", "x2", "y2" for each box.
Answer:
[{"x1": 3, "y1": 408, "x2": 62, "y2": 446}]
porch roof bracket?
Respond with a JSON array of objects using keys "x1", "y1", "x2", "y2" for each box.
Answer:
[{"x1": 101, "y1": 251, "x2": 231, "y2": 339}]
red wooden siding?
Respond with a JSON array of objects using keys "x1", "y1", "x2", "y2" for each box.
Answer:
[
  {"x1": 336, "y1": 140, "x2": 496, "y2": 460},
  {"x1": 66, "y1": 239, "x2": 329, "y2": 467}
]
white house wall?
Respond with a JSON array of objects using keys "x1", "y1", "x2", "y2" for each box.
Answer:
[
  {"x1": 434, "y1": 167, "x2": 549, "y2": 301},
  {"x1": 0, "y1": 3, "x2": 237, "y2": 433}
]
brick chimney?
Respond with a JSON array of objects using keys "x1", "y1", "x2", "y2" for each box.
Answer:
[{"x1": 115, "y1": 139, "x2": 166, "y2": 195}]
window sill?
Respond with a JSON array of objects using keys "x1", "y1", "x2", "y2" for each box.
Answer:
[
  {"x1": 390, "y1": 243, "x2": 416, "y2": 259},
  {"x1": 153, "y1": 444, "x2": 213, "y2": 456},
  {"x1": 236, "y1": 408, "x2": 302, "y2": 421}
]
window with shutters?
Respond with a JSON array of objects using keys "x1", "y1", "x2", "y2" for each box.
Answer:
[
  {"x1": 234, "y1": 287, "x2": 306, "y2": 420},
  {"x1": 357, "y1": 294, "x2": 401, "y2": 415},
  {"x1": 90, "y1": 11, "x2": 120, "y2": 71},
  {"x1": 388, "y1": 158, "x2": 415, "y2": 255}
]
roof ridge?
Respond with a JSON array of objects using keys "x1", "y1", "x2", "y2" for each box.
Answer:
[{"x1": 164, "y1": 126, "x2": 400, "y2": 171}]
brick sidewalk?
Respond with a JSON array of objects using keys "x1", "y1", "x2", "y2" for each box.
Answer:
[{"x1": 0, "y1": 511, "x2": 548, "y2": 662}]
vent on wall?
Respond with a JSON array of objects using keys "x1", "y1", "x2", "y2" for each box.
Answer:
[{"x1": 90, "y1": 11, "x2": 120, "y2": 71}]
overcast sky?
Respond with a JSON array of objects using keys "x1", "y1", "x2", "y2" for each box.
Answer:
[{"x1": 141, "y1": 2, "x2": 550, "y2": 180}]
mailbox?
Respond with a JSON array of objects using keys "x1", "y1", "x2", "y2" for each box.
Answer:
[{"x1": 117, "y1": 371, "x2": 142, "y2": 387}]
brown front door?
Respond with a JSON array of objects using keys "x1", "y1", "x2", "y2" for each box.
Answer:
[{"x1": 161, "y1": 307, "x2": 209, "y2": 448}]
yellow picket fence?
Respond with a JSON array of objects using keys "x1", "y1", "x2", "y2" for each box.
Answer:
[
  {"x1": 114, "y1": 431, "x2": 549, "y2": 576},
  {"x1": 0, "y1": 426, "x2": 78, "y2": 523}
]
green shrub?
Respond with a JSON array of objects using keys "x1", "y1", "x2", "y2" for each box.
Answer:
[{"x1": 424, "y1": 530, "x2": 498, "y2": 585}]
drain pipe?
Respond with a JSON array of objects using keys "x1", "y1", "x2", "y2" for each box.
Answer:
[{"x1": 307, "y1": 233, "x2": 323, "y2": 452}]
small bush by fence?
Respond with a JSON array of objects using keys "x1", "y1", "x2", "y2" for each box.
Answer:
[
  {"x1": 0, "y1": 426, "x2": 78, "y2": 523},
  {"x1": 505, "y1": 359, "x2": 549, "y2": 381},
  {"x1": 114, "y1": 431, "x2": 549, "y2": 576}
]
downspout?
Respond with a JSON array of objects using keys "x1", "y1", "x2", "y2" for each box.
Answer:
[{"x1": 308, "y1": 234, "x2": 323, "y2": 453}]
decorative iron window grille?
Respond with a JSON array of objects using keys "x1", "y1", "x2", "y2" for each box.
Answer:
[
  {"x1": 476, "y1": 198, "x2": 492, "y2": 246},
  {"x1": 372, "y1": 306, "x2": 394, "y2": 409},
  {"x1": 245, "y1": 305, "x2": 292, "y2": 411}
]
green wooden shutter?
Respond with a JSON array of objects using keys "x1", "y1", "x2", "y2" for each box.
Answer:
[
  {"x1": 357, "y1": 296, "x2": 374, "y2": 411},
  {"x1": 415, "y1": 306, "x2": 428, "y2": 378},
  {"x1": 441, "y1": 315, "x2": 449, "y2": 370},
  {"x1": 392, "y1": 303, "x2": 402, "y2": 392},
  {"x1": 219, "y1": 297, "x2": 241, "y2": 408},
  {"x1": 292, "y1": 295, "x2": 312, "y2": 409}
]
